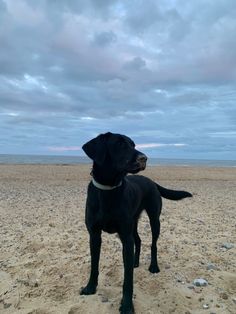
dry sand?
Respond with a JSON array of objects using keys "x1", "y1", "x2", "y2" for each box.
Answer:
[{"x1": 0, "y1": 164, "x2": 235, "y2": 314}]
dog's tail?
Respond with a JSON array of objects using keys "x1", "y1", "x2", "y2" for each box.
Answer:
[{"x1": 156, "y1": 183, "x2": 192, "y2": 200}]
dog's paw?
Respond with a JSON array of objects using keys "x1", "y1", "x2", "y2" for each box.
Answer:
[
  {"x1": 80, "y1": 284, "x2": 97, "y2": 295},
  {"x1": 120, "y1": 309, "x2": 135, "y2": 314},
  {"x1": 119, "y1": 298, "x2": 135, "y2": 314},
  {"x1": 119, "y1": 303, "x2": 135, "y2": 314},
  {"x1": 148, "y1": 264, "x2": 160, "y2": 274},
  {"x1": 134, "y1": 261, "x2": 139, "y2": 268}
]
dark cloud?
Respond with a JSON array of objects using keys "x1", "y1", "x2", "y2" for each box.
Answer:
[
  {"x1": 123, "y1": 57, "x2": 146, "y2": 71},
  {"x1": 125, "y1": 1, "x2": 162, "y2": 33},
  {"x1": 0, "y1": 0, "x2": 6, "y2": 14},
  {"x1": 92, "y1": 31, "x2": 117, "y2": 46}
]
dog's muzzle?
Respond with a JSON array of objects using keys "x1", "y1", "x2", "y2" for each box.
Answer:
[
  {"x1": 126, "y1": 153, "x2": 147, "y2": 174},
  {"x1": 136, "y1": 153, "x2": 147, "y2": 170}
]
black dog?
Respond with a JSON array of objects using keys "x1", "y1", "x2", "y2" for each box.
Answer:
[{"x1": 80, "y1": 132, "x2": 192, "y2": 313}]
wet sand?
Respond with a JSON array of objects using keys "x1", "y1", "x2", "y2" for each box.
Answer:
[{"x1": 0, "y1": 165, "x2": 235, "y2": 314}]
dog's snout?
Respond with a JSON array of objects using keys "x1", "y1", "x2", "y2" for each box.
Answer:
[{"x1": 136, "y1": 154, "x2": 147, "y2": 162}]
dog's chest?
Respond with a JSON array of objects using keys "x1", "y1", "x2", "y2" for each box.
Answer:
[
  {"x1": 102, "y1": 221, "x2": 117, "y2": 233},
  {"x1": 100, "y1": 211, "x2": 120, "y2": 234},
  {"x1": 87, "y1": 187, "x2": 130, "y2": 234}
]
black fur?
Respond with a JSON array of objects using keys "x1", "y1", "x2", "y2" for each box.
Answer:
[{"x1": 80, "y1": 132, "x2": 192, "y2": 314}]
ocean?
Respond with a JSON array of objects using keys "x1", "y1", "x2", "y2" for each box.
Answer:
[{"x1": 0, "y1": 154, "x2": 235, "y2": 167}]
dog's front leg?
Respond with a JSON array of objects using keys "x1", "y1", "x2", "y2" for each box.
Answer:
[
  {"x1": 80, "y1": 230, "x2": 101, "y2": 295},
  {"x1": 119, "y1": 234, "x2": 135, "y2": 314}
]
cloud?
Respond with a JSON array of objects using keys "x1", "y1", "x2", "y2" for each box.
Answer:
[
  {"x1": 48, "y1": 146, "x2": 81, "y2": 152},
  {"x1": 0, "y1": 0, "x2": 235, "y2": 159},
  {"x1": 0, "y1": 0, "x2": 7, "y2": 15},
  {"x1": 123, "y1": 56, "x2": 146, "y2": 71},
  {"x1": 92, "y1": 31, "x2": 117, "y2": 46},
  {"x1": 48, "y1": 142, "x2": 187, "y2": 153},
  {"x1": 136, "y1": 143, "x2": 186, "y2": 149},
  {"x1": 208, "y1": 131, "x2": 236, "y2": 138}
]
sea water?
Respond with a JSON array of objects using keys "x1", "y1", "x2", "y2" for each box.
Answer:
[{"x1": 0, "y1": 154, "x2": 235, "y2": 167}]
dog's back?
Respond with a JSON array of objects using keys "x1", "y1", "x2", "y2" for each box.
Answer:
[{"x1": 127, "y1": 174, "x2": 192, "y2": 201}]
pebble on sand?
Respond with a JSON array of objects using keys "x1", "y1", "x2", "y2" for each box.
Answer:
[
  {"x1": 193, "y1": 278, "x2": 208, "y2": 287},
  {"x1": 202, "y1": 304, "x2": 209, "y2": 309},
  {"x1": 221, "y1": 243, "x2": 234, "y2": 250},
  {"x1": 206, "y1": 263, "x2": 218, "y2": 270}
]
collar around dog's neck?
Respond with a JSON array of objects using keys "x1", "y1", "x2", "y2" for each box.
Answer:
[{"x1": 92, "y1": 178, "x2": 122, "y2": 190}]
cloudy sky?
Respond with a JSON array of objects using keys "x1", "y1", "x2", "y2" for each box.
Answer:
[{"x1": 0, "y1": 0, "x2": 236, "y2": 159}]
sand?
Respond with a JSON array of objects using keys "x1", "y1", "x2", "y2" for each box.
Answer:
[{"x1": 0, "y1": 164, "x2": 235, "y2": 314}]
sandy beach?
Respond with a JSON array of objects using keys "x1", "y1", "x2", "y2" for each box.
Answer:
[{"x1": 0, "y1": 164, "x2": 235, "y2": 314}]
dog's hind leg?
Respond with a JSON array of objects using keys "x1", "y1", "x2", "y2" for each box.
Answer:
[{"x1": 133, "y1": 220, "x2": 141, "y2": 268}]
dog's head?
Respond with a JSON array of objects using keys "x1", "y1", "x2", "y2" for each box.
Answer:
[{"x1": 82, "y1": 132, "x2": 147, "y2": 174}]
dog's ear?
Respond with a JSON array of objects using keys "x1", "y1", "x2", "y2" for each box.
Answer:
[{"x1": 82, "y1": 134, "x2": 108, "y2": 165}]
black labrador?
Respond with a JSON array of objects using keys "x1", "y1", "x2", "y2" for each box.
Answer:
[{"x1": 80, "y1": 132, "x2": 192, "y2": 313}]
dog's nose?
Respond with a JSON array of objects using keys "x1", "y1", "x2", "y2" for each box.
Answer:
[{"x1": 136, "y1": 154, "x2": 147, "y2": 162}]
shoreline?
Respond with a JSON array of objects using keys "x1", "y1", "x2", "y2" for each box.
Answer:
[
  {"x1": 0, "y1": 154, "x2": 235, "y2": 168},
  {"x1": 0, "y1": 162, "x2": 236, "y2": 169}
]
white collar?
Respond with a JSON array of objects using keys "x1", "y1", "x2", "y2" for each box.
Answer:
[{"x1": 92, "y1": 178, "x2": 122, "y2": 190}]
